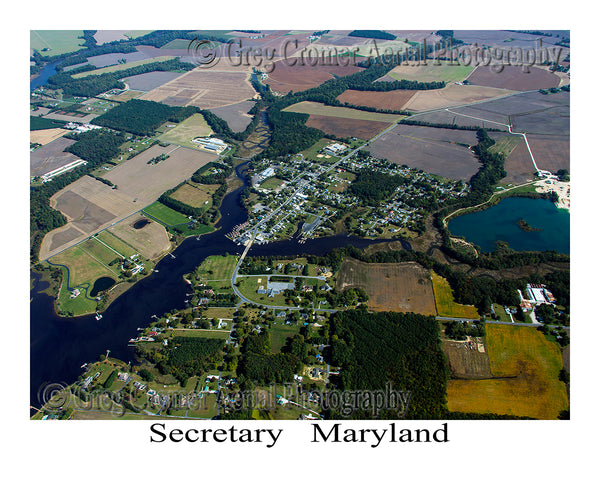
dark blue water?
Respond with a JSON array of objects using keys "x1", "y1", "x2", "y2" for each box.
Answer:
[
  {"x1": 30, "y1": 61, "x2": 59, "y2": 91},
  {"x1": 448, "y1": 197, "x2": 570, "y2": 254},
  {"x1": 30, "y1": 163, "x2": 401, "y2": 408}
]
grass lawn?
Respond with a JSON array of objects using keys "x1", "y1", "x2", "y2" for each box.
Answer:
[
  {"x1": 158, "y1": 114, "x2": 213, "y2": 149},
  {"x1": 237, "y1": 276, "x2": 292, "y2": 307},
  {"x1": 143, "y1": 201, "x2": 190, "y2": 226},
  {"x1": 72, "y1": 56, "x2": 176, "y2": 78},
  {"x1": 31, "y1": 30, "x2": 86, "y2": 56},
  {"x1": 269, "y1": 323, "x2": 301, "y2": 353},
  {"x1": 283, "y1": 101, "x2": 405, "y2": 123},
  {"x1": 170, "y1": 328, "x2": 231, "y2": 339},
  {"x1": 431, "y1": 271, "x2": 479, "y2": 319},
  {"x1": 259, "y1": 177, "x2": 285, "y2": 190},
  {"x1": 447, "y1": 324, "x2": 569, "y2": 419},
  {"x1": 195, "y1": 255, "x2": 239, "y2": 280},
  {"x1": 204, "y1": 307, "x2": 237, "y2": 318}
]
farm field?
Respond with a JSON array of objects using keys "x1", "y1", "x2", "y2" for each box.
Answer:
[
  {"x1": 43, "y1": 111, "x2": 98, "y2": 123},
  {"x1": 409, "y1": 109, "x2": 509, "y2": 131},
  {"x1": 86, "y1": 50, "x2": 151, "y2": 68},
  {"x1": 72, "y1": 56, "x2": 176, "y2": 78},
  {"x1": 30, "y1": 128, "x2": 67, "y2": 146},
  {"x1": 368, "y1": 124, "x2": 481, "y2": 180},
  {"x1": 31, "y1": 30, "x2": 86, "y2": 55},
  {"x1": 431, "y1": 271, "x2": 479, "y2": 319},
  {"x1": 336, "y1": 258, "x2": 437, "y2": 315},
  {"x1": 30, "y1": 136, "x2": 79, "y2": 178},
  {"x1": 140, "y1": 67, "x2": 255, "y2": 109},
  {"x1": 169, "y1": 182, "x2": 219, "y2": 209},
  {"x1": 306, "y1": 116, "x2": 391, "y2": 140},
  {"x1": 143, "y1": 201, "x2": 189, "y2": 226},
  {"x1": 122, "y1": 71, "x2": 185, "y2": 91},
  {"x1": 402, "y1": 84, "x2": 517, "y2": 112},
  {"x1": 265, "y1": 60, "x2": 362, "y2": 93},
  {"x1": 512, "y1": 106, "x2": 569, "y2": 135},
  {"x1": 40, "y1": 146, "x2": 213, "y2": 259},
  {"x1": 108, "y1": 214, "x2": 170, "y2": 261},
  {"x1": 442, "y1": 337, "x2": 491, "y2": 379},
  {"x1": 447, "y1": 324, "x2": 569, "y2": 419},
  {"x1": 283, "y1": 101, "x2": 404, "y2": 122},
  {"x1": 208, "y1": 100, "x2": 255, "y2": 132},
  {"x1": 467, "y1": 65, "x2": 561, "y2": 91},
  {"x1": 336, "y1": 89, "x2": 416, "y2": 111},
  {"x1": 158, "y1": 114, "x2": 213, "y2": 149},
  {"x1": 383, "y1": 61, "x2": 474, "y2": 83},
  {"x1": 93, "y1": 30, "x2": 129, "y2": 45}
]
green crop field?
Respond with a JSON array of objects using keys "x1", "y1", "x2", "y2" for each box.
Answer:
[
  {"x1": 143, "y1": 201, "x2": 189, "y2": 226},
  {"x1": 431, "y1": 271, "x2": 479, "y2": 319},
  {"x1": 488, "y1": 135, "x2": 523, "y2": 157},
  {"x1": 96, "y1": 230, "x2": 138, "y2": 258},
  {"x1": 388, "y1": 61, "x2": 474, "y2": 83},
  {"x1": 283, "y1": 101, "x2": 404, "y2": 123},
  {"x1": 447, "y1": 324, "x2": 569, "y2": 419},
  {"x1": 31, "y1": 30, "x2": 86, "y2": 56}
]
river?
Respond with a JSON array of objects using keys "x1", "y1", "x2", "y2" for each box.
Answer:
[{"x1": 30, "y1": 163, "x2": 404, "y2": 408}]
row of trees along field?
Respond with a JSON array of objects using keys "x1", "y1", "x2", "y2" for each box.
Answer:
[
  {"x1": 328, "y1": 310, "x2": 448, "y2": 419},
  {"x1": 91, "y1": 98, "x2": 198, "y2": 136},
  {"x1": 30, "y1": 129, "x2": 128, "y2": 262},
  {"x1": 46, "y1": 58, "x2": 195, "y2": 97}
]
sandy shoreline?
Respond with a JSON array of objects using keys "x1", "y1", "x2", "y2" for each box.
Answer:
[{"x1": 535, "y1": 179, "x2": 570, "y2": 213}]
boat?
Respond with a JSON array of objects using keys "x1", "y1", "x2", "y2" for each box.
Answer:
[{"x1": 95, "y1": 313, "x2": 102, "y2": 321}]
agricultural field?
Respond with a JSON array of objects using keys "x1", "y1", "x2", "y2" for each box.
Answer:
[
  {"x1": 140, "y1": 67, "x2": 255, "y2": 109},
  {"x1": 30, "y1": 128, "x2": 67, "y2": 146},
  {"x1": 467, "y1": 65, "x2": 561, "y2": 91},
  {"x1": 208, "y1": 100, "x2": 255, "y2": 132},
  {"x1": 431, "y1": 271, "x2": 479, "y2": 319},
  {"x1": 72, "y1": 56, "x2": 176, "y2": 78},
  {"x1": 368, "y1": 124, "x2": 481, "y2": 180},
  {"x1": 265, "y1": 60, "x2": 362, "y2": 93},
  {"x1": 122, "y1": 71, "x2": 185, "y2": 91},
  {"x1": 382, "y1": 61, "x2": 474, "y2": 83},
  {"x1": 447, "y1": 324, "x2": 569, "y2": 419},
  {"x1": 30, "y1": 136, "x2": 79, "y2": 178},
  {"x1": 283, "y1": 101, "x2": 404, "y2": 122},
  {"x1": 410, "y1": 109, "x2": 509, "y2": 131},
  {"x1": 336, "y1": 258, "x2": 437, "y2": 315},
  {"x1": 169, "y1": 182, "x2": 219, "y2": 209},
  {"x1": 158, "y1": 114, "x2": 213, "y2": 149},
  {"x1": 143, "y1": 201, "x2": 189, "y2": 226},
  {"x1": 442, "y1": 337, "x2": 491, "y2": 379},
  {"x1": 40, "y1": 146, "x2": 213, "y2": 259},
  {"x1": 93, "y1": 30, "x2": 130, "y2": 45},
  {"x1": 108, "y1": 216, "x2": 171, "y2": 261},
  {"x1": 31, "y1": 30, "x2": 86, "y2": 55},
  {"x1": 402, "y1": 84, "x2": 517, "y2": 112},
  {"x1": 337, "y1": 89, "x2": 416, "y2": 111},
  {"x1": 307, "y1": 116, "x2": 392, "y2": 140},
  {"x1": 526, "y1": 134, "x2": 570, "y2": 173}
]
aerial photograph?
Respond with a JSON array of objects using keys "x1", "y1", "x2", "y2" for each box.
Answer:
[{"x1": 30, "y1": 29, "x2": 571, "y2": 423}]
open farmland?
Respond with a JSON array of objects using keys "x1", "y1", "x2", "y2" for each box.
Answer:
[
  {"x1": 467, "y1": 65, "x2": 561, "y2": 91},
  {"x1": 158, "y1": 114, "x2": 213, "y2": 149},
  {"x1": 208, "y1": 100, "x2": 255, "y2": 132},
  {"x1": 265, "y1": 60, "x2": 362, "y2": 93},
  {"x1": 431, "y1": 271, "x2": 479, "y2": 319},
  {"x1": 93, "y1": 30, "x2": 129, "y2": 45},
  {"x1": 402, "y1": 84, "x2": 517, "y2": 112},
  {"x1": 368, "y1": 124, "x2": 481, "y2": 180},
  {"x1": 108, "y1": 214, "x2": 170, "y2": 261},
  {"x1": 336, "y1": 89, "x2": 416, "y2": 111},
  {"x1": 283, "y1": 101, "x2": 404, "y2": 122},
  {"x1": 382, "y1": 61, "x2": 474, "y2": 83},
  {"x1": 30, "y1": 128, "x2": 67, "y2": 146},
  {"x1": 122, "y1": 71, "x2": 185, "y2": 91},
  {"x1": 512, "y1": 106, "x2": 569, "y2": 135},
  {"x1": 140, "y1": 67, "x2": 255, "y2": 109},
  {"x1": 143, "y1": 201, "x2": 189, "y2": 226},
  {"x1": 39, "y1": 145, "x2": 213, "y2": 260},
  {"x1": 442, "y1": 337, "x2": 491, "y2": 379},
  {"x1": 447, "y1": 324, "x2": 569, "y2": 419},
  {"x1": 31, "y1": 30, "x2": 85, "y2": 55},
  {"x1": 72, "y1": 57, "x2": 176, "y2": 78},
  {"x1": 408, "y1": 109, "x2": 509, "y2": 131},
  {"x1": 336, "y1": 258, "x2": 437, "y2": 315},
  {"x1": 306, "y1": 116, "x2": 392, "y2": 140},
  {"x1": 30, "y1": 136, "x2": 79, "y2": 177},
  {"x1": 527, "y1": 134, "x2": 570, "y2": 173},
  {"x1": 169, "y1": 182, "x2": 219, "y2": 208}
]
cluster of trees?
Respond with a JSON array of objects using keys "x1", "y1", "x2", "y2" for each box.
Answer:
[
  {"x1": 91, "y1": 99, "x2": 197, "y2": 136},
  {"x1": 156, "y1": 337, "x2": 225, "y2": 385},
  {"x1": 348, "y1": 171, "x2": 404, "y2": 205},
  {"x1": 263, "y1": 109, "x2": 324, "y2": 158},
  {"x1": 445, "y1": 321, "x2": 485, "y2": 340},
  {"x1": 47, "y1": 58, "x2": 195, "y2": 97},
  {"x1": 191, "y1": 162, "x2": 233, "y2": 184},
  {"x1": 399, "y1": 119, "x2": 504, "y2": 132},
  {"x1": 348, "y1": 30, "x2": 396, "y2": 40},
  {"x1": 64, "y1": 129, "x2": 126, "y2": 164},
  {"x1": 328, "y1": 310, "x2": 448, "y2": 419}
]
